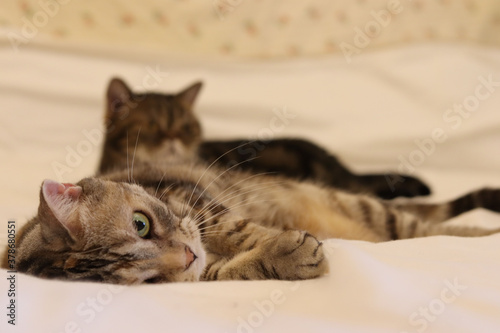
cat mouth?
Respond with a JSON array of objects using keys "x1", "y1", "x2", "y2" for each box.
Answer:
[{"x1": 184, "y1": 245, "x2": 197, "y2": 270}]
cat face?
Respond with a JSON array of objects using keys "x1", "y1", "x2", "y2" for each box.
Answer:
[
  {"x1": 101, "y1": 78, "x2": 203, "y2": 172},
  {"x1": 17, "y1": 178, "x2": 206, "y2": 284}
]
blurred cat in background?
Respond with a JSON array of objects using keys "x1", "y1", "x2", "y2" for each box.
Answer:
[{"x1": 99, "y1": 78, "x2": 431, "y2": 199}]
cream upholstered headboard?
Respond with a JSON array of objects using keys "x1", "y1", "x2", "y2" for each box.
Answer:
[{"x1": 1, "y1": 0, "x2": 499, "y2": 59}]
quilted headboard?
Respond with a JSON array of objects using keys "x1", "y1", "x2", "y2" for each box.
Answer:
[{"x1": 1, "y1": 0, "x2": 500, "y2": 58}]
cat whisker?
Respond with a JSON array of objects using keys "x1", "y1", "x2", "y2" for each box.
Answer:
[
  {"x1": 179, "y1": 161, "x2": 197, "y2": 218},
  {"x1": 191, "y1": 172, "x2": 278, "y2": 222},
  {"x1": 154, "y1": 170, "x2": 168, "y2": 197},
  {"x1": 193, "y1": 182, "x2": 285, "y2": 226},
  {"x1": 77, "y1": 246, "x2": 108, "y2": 255},
  {"x1": 126, "y1": 131, "x2": 130, "y2": 183},
  {"x1": 195, "y1": 198, "x2": 274, "y2": 228},
  {"x1": 130, "y1": 127, "x2": 142, "y2": 184},
  {"x1": 197, "y1": 215, "x2": 265, "y2": 233},
  {"x1": 196, "y1": 197, "x2": 274, "y2": 228},
  {"x1": 200, "y1": 229, "x2": 246, "y2": 235},
  {"x1": 192, "y1": 179, "x2": 285, "y2": 224},
  {"x1": 199, "y1": 215, "x2": 264, "y2": 236},
  {"x1": 180, "y1": 140, "x2": 262, "y2": 218},
  {"x1": 200, "y1": 230, "x2": 237, "y2": 236},
  {"x1": 183, "y1": 155, "x2": 262, "y2": 220},
  {"x1": 158, "y1": 184, "x2": 175, "y2": 201}
]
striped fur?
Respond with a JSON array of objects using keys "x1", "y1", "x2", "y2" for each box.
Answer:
[
  {"x1": 98, "y1": 78, "x2": 430, "y2": 199},
  {"x1": 199, "y1": 139, "x2": 431, "y2": 199},
  {"x1": 5, "y1": 158, "x2": 499, "y2": 284},
  {"x1": 98, "y1": 77, "x2": 203, "y2": 175}
]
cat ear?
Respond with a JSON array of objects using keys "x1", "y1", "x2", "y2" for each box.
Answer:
[
  {"x1": 107, "y1": 77, "x2": 132, "y2": 113},
  {"x1": 177, "y1": 81, "x2": 203, "y2": 109},
  {"x1": 39, "y1": 179, "x2": 83, "y2": 242}
]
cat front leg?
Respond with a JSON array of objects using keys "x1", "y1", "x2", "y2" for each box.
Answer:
[{"x1": 201, "y1": 230, "x2": 329, "y2": 281}]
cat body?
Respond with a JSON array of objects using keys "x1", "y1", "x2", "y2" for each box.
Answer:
[
  {"x1": 99, "y1": 78, "x2": 431, "y2": 199},
  {"x1": 5, "y1": 156, "x2": 500, "y2": 284},
  {"x1": 199, "y1": 139, "x2": 430, "y2": 199}
]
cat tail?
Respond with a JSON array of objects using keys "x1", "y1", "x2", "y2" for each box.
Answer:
[
  {"x1": 330, "y1": 189, "x2": 500, "y2": 241},
  {"x1": 389, "y1": 188, "x2": 500, "y2": 223},
  {"x1": 384, "y1": 188, "x2": 500, "y2": 239}
]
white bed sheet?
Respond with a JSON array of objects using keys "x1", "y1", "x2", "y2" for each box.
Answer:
[{"x1": 1, "y1": 43, "x2": 500, "y2": 332}]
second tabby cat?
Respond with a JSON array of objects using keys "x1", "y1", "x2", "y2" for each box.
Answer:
[{"x1": 99, "y1": 78, "x2": 431, "y2": 199}]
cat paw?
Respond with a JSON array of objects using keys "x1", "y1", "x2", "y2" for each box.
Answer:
[{"x1": 261, "y1": 230, "x2": 329, "y2": 280}]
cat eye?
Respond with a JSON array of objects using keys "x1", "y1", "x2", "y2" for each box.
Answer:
[{"x1": 133, "y1": 212, "x2": 150, "y2": 238}]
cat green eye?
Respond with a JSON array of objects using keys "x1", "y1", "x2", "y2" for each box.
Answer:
[{"x1": 133, "y1": 212, "x2": 150, "y2": 238}]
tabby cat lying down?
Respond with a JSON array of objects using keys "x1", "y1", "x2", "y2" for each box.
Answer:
[
  {"x1": 3, "y1": 158, "x2": 500, "y2": 284},
  {"x1": 99, "y1": 78, "x2": 431, "y2": 199},
  {"x1": 3, "y1": 80, "x2": 500, "y2": 284}
]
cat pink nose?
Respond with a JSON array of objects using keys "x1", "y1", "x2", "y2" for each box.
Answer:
[{"x1": 185, "y1": 246, "x2": 197, "y2": 269}]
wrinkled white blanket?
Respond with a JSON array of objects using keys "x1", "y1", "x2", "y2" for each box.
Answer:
[{"x1": 1, "y1": 43, "x2": 500, "y2": 332}]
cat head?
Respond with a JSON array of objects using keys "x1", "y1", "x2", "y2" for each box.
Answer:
[
  {"x1": 99, "y1": 77, "x2": 203, "y2": 173},
  {"x1": 15, "y1": 178, "x2": 206, "y2": 284}
]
